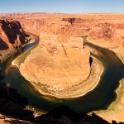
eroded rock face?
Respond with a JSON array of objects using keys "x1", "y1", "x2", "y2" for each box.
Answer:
[
  {"x1": 4, "y1": 13, "x2": 124, "y2": 47},
  {"x1": 90, "y1": 23, "x2": 115, "y2": 41},
  {"x1": 14, "y1": 13, "x2": 124, "y2": 49},
  {"x1": 20, "y1": 36, "x2": 90, "y2": 96},
  {"x1": 0, "y1": 19, "x2": 27, "y2": 50}
]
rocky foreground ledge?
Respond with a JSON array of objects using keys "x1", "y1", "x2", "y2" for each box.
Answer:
[{"x1": 0, "y1": 114, "x2": 34, "y2": 124}]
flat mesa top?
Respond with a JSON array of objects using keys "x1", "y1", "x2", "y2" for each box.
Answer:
[{"x1": 20, "y1": 37, "x2": 90, "y2": 92}]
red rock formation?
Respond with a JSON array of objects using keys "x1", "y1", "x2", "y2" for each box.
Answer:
[
  {"x1": 90, "y1": 23, "x2": 115, "y2": 41},
  {"x1": 0, "y1": 19, "x2": 27, "y2": 50}
]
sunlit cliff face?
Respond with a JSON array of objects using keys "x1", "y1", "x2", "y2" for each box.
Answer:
[
  {"x1": 20, "y1": 35, "x2": 91, "y2": 96},
  {"x1": 9, "y1": 13, "x2": 123, "y2": 49}
]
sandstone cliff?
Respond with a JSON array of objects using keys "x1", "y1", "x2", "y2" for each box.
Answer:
[
  {"x1": 9, "y1": 13, "x2": 124, "y2": 49},
  {"x1": 12, "y1": 13, "x2": 124, "y2": 98},
  {"x1": 0, "y1": 19, "x2": 27, "y2": 50},
  {"x1": 20, "y1": 35, "x2": 91, "y2": 97},
  {"x1": 0, "y1": 19, "x2": 28, "y2": 62},
  {"x1": 1, "y1": 13, "x2": 124, "y2": 123}
]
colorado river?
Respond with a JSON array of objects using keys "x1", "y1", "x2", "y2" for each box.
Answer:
[{"x1": 2, "y1": 37, "x2": 124, "y2": 114}]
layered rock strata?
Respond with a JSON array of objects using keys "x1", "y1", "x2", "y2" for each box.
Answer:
[
  {"x1": 0, "y1": 19, "x2": 28, "y2": 62},
  {"x1": 20, "y1": 36, "x2": 91, "y2": 98}
]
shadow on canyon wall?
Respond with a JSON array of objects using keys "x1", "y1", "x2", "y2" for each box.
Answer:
[{"x1": 0, "y1": 74, "x2": 34, "y2": 121}]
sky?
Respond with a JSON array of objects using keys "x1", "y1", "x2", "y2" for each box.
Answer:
[{"x1": 0, "y1": 0, "x2": 124, "y2": 13}]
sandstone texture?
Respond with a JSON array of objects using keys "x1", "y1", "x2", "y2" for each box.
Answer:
[
  {"x1": 3, "y1": 13, "x2": 124, "y2": 55},
  {"x1": 20, "y1": 36, "x2": 91, "y2": 96},
  {"x1": 1, "y1": 13, "x2": 124, "y2": 122},
  {"x1": 0, "y1": 19, "x2": 27, "y2": 50},
  {"x1": 7, "y1": 13, "x2": 124, "y2": 98},
  {"x1": 0, "y1": 19, "x2": 28, "y2": 63}
]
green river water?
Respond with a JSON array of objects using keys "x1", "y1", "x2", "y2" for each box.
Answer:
[{"x1": 1, "y1": 40, "x2": 124, "y2": 114}]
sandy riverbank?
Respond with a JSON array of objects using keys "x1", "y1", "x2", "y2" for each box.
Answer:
[
  {"x1": 87, "y1": 37, "x2": 124, "y2": 123},
  {"x1": 95, "y1": 79, "x2": 124, "y2": 123}
]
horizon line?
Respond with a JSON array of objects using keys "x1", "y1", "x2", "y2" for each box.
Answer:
[{"x1": 1, "y1": 11, "x2": 124, "y2": 15}]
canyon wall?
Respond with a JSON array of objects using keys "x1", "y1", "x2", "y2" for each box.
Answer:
[
  {"x1": 0, "y1": 13, "x2": 124, "y2": 123},
  {"x1": 5, "y1": 13, "x2": 124, "y2": 47},
  {"x1": 0, "y1": 19, "x2": 27, "y2": 50},
  {"x1": 0, "y1": 19, "x2": 28, "y2": 62}
]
